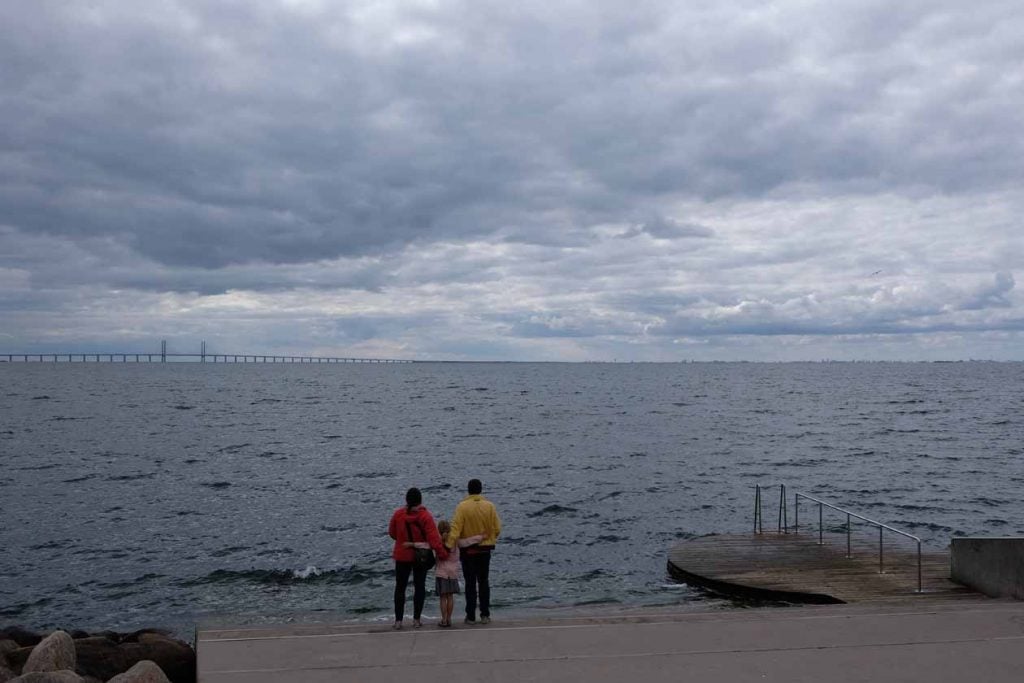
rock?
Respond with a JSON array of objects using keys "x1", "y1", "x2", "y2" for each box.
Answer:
[
  {"x1": 23, "y1": 632, "x2": 75, "y2": 675},
  {"x1": 107, "y1": 661, "x2": 171, "y2": 683},
  {"x1": 0, "y1": 643, "x2": 18, "y2": 677},
  {"x1": 72, "y1": 637, "x2": 127, "y2": 682},
  {"x1": 9, "y1": 672, "x2": 83, "y2": 683},
  {"x1": 0, "y1": 641, "x2": 19, "y2": 659},
  {"x1": 124, "y1": 631, "x2": 170, "y2": 643},
  {"x1": 119, "y1": 635, "x2": 194, "y2": 683},
  {"x1": 4, "y1": 648, "x2": 31, "y2": 673},
  {"x1": 0, "y1": 631, "x2": 40, "y2": 649},
  {"x1": 80, "y1": 677, "x2": 103, "y2": 683}
]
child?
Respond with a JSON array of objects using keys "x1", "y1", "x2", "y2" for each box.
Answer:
[{"x1": 434, "y1": 520, "x2": 484, "y2": 627}]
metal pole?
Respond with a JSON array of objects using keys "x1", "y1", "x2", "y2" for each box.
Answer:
[
  {"x1": 753, "y1": 485, "x2": 760, "y2": 534},
  {"x1": 921, "y1": 540, "x2": 929, "y2": 589},
  {"x1": 782, "y1": 485, "x2": 788, "y2": 533},
  {"x1": 818, "y1": 502, "x2": 823, "y2": 545},
  {"x1": 879, "y1": 526, "x2": 884, "y2": 573},
  {"x1": 758, "y1": 487, "x2": 763, "y2": 534},
  {"x1": 778, "y1": 484, "x2": 783, "y2": 533},
  {"x1": 794, "y1": 495, "x2": 799, "y2": 533},
  {"x1": 846, "y1": 513, "x2": 851, "y2": 558}
]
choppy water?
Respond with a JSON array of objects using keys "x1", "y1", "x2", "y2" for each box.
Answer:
[{"x1": 1, "y1": 361, "x2": 1022, "y2": 636}]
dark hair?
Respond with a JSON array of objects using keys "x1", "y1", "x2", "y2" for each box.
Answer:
[
  {"x1": 468, "y1": 479, "x2": 482, "y2": 495},
  {"x1": 406, "y1": 487, "x2": 422, "y2": 512}
]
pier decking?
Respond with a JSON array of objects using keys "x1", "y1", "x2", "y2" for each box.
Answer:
[{"x1": 668, "y1": 532, "x2": 978, "y2": 604}]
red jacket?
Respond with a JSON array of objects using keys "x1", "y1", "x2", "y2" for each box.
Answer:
[{"x1": 388, "y1": 506, "x2": 449, "y2": 563}]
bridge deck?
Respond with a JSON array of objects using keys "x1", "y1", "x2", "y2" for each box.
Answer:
[{"x1": 668, "y1": 532, "x2": 979, "y2": 603}]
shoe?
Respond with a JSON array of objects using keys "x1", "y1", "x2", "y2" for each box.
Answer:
[
  {"x1": 464, "y1": 617, "x2": 476, "y2": 625},
  {"x1": 480, "y1": 616, "x2": 490, "y2": 625},
  {"x1": 392, "y1": 621, "x2": 403, "y2": 630},
  {"x1": 413, "y1": 619, "x2": 422, "y2": 629},
  {"x1": 438, "y1": 621, "x2": 451, "y2": 628}
]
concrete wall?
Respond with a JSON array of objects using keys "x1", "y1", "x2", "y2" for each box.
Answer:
[{"x1": 951, "y1": 538, "x2": 1024, "y2": 600}]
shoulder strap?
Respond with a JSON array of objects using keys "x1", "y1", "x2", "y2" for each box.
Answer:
[{"x1": 404, "y1": 518, "x2": 427, "y2": 543}]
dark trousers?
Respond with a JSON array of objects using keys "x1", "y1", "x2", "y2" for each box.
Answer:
[
  {"x1": 461, "y1": 551, "x2": 491, "y2": 620},
  {"x1": 394, "y1": 561, "x2": 428, "y2": 621}
]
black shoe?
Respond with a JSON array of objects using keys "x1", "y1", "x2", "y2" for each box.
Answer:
[{"x1": 464, "y1": 617, "x2": 477, "y2": 625}]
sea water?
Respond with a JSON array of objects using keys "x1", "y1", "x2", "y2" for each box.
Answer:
[{"x1": 2, "y1": 361, "x2": 1022, "y2": 635}]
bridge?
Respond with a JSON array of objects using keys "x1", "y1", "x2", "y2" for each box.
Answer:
[{"x1": 0, "y1": 341, "x2": 414, "y2": 364}]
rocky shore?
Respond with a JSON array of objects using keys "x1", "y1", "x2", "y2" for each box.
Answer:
[{"x1": 0, "y1": 627, "x2": 195, "y2": 683}]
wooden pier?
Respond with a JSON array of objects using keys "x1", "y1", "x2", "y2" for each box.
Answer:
[{"x1": 668, "y1": 532, "x2": 978, "y2": 604}]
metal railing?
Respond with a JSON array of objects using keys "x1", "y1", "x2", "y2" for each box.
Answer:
[
  {"x1": 753, "y1": 483, "x2": 789, "y2": 535},
  {"x1": 754, "y1": 485, "x2": 923, "y2": 593}
]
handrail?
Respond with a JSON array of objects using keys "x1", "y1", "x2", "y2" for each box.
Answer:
[
  {"x1": 792, "y1": 491, "x2": 922, "y2": 593},
  {"x1": 793, "y1": 492, "x2": 922, "y2": 544},
  {"x1": 753, "y1": 484, "x2": 788, "y2": 535}
]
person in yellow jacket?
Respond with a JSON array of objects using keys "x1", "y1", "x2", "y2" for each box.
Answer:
[{"x1": 447, "y1": 478, "x2": 501, "y2": 624}]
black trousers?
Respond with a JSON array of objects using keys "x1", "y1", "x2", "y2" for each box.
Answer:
[
  {"x1": 461, "y1": 551, "x2": 492, "y2": 619},
  {"x1": 394, "y1": 561, "x2": 428, "y2": 621}
]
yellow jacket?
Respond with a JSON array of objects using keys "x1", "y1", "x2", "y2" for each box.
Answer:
[{"x1": 447, "y1": 494, "x2": 501, "y2": 548}]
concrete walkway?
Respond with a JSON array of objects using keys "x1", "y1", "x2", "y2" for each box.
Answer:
[{"x1": 198, "y1": 600, "x2": 1024, "y2": 682}]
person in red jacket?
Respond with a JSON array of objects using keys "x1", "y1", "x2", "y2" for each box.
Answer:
[{"x1": 388, "y1": 487, "x2": 448, "y2": 629}]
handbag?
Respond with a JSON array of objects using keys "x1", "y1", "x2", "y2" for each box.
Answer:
[{"x1": 404, "y1": 520, "x2": 436, "y2": 570}]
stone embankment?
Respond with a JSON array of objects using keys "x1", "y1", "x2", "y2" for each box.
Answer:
[{"x1": 0, "y1": 628, "x2": 194, "y2": 683}]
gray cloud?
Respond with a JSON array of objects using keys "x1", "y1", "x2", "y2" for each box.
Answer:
[
  {"x1": 619, "y1": 216, "x2": 715, "y2": 240},
  {"x1": 1, "y1": 1, "x2": 1023, "y2": 359}
]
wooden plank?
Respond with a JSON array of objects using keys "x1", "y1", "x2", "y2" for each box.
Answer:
[{"x1": 668, "y1": 532, "x2": 980, "y2": 604}]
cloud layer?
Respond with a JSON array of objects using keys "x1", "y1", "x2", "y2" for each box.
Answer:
[{"x1": 1, "y1": 0, "x2": 1022, "y2": 359}]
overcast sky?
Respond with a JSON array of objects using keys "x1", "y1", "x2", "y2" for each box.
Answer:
[{"x1": 2, "y1": 0, "x2": 1022, "y2": 361}]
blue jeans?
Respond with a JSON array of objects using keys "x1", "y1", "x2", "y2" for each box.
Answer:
[{"x1": 461, "y1": 551, "x2": 492, "y2": 620}]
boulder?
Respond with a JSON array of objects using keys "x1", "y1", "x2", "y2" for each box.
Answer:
[
  {"x1": 0, "y1": 664, "x2": 16, "y2": 683},
  {"x1": 119, "y1": 635, "x2": 194, "y2": 683},
  {"x1": 107, "y1": 661, "x2": 171, "y2": 683},
  {"x1": 9, "y1": 672, "x2": 83, "y2": 683},
  {"x1": 72, "y1": 637, "x2": 127, "y2": 682},
  {"x1": 23, "y1": 632, "x2": 75, "y2": 674},
  {"x1": 124, "y1": 631, "x2": 170, "y2": 644},
  {"x1": 0, "y1": 631, "x2": 40, "y2": 649},
  {"x1": 4, "y1": 648, "x2": 31, "y2": 673},
  {"x1": 0, "y1": 641, "x2": 19, "y2": 659}
]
